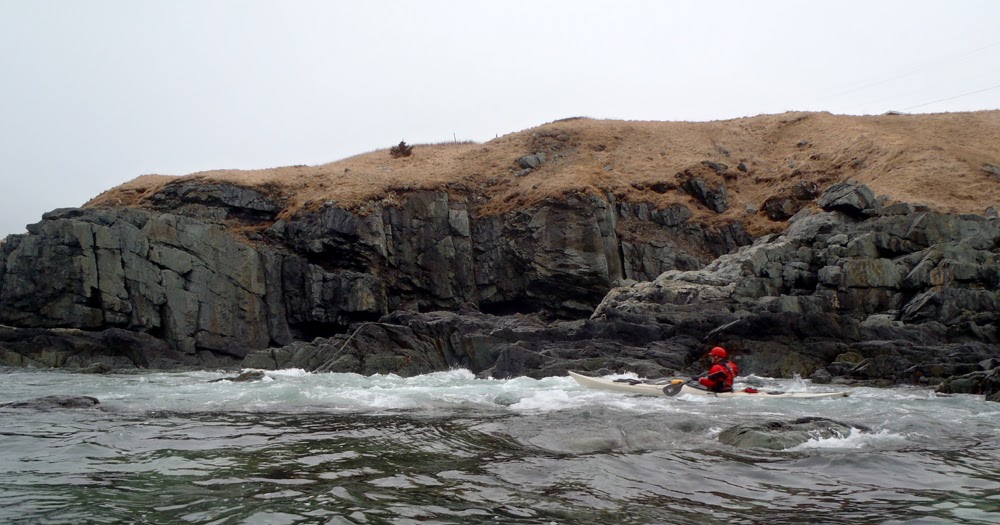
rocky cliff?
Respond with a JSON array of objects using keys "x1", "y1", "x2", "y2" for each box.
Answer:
[
  {"x1": 0, "y1": 188, "x2": 745, "y2": 367},
  {"x1": 2, "y1": 111, "x2": 999, "y2": 397}
]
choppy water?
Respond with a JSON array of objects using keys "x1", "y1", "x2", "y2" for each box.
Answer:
[{"x1": 1, "y1": 368, "x2": 998, "y2": 524}]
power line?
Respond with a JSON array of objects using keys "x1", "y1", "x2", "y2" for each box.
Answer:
[
  {"x1": 898, "y1": 82, "x2": 1000, "y2": 111},
  {"x1": 808, "y1": 40, "x2": 1000, "y2": 104}
]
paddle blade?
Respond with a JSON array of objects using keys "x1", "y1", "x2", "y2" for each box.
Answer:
[{"x1": 662, "y1": 383, "x2": 685, "y2": 396}]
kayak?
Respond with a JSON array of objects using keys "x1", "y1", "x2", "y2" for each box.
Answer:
[{"x1": 567, "y1": 371, "x2": 850, "y2": 399}]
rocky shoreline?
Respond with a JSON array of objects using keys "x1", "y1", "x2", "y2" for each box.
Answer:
[{"x1": 1, "y1": 178, "x2": 998, "y2": 400}]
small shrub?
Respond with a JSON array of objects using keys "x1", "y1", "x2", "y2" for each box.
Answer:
[{"x1": 390, "y1": 140, "x2": 413, "y2": 158}]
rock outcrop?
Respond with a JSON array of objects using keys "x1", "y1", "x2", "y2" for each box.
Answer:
[
  {"x1": 3, "y1": 180, "x2": 999, "y2": 398},
  {"x1": 241, "y1": 182, "x2": 1000, "y2": 387},
  {"x1": 242, "y1": 309, "x2": 695, "y2": 379},
  {"x1": 590, "y1": 183, "x2": 1000, "y2": 387},
  {"x1": 935, "y1": 362, "x2": 1000, "y2": 401},
  {"x1": 0, "y1": 187, "x2": 742, "y2": 369},
  {"x1": 0, "y1": 207, "x2": 278, "y2": 365},
  {"x1": 2, "y1": 109, "x2": 999, "y2": 402}
]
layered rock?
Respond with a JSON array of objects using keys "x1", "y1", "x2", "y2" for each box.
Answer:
[
  {"x1": 277, "y1": 191, "x2": 746, "y2": 317},
  {"x1": 0, "y1": 185, "x2": 737, "y2": 368},
  {"x1": 2, "y1": 176, "x2": 998, "y2": 399},
  {"x1": 242, "y1": 309, "x2": 697, "y2": 380},
  {"x1": 590, "y1": 183, "x2": 1000, "y2": 386},
  {"x1": 0, "y1": 208, "x2": 276, "y2": 362},
  {"x1": 935, "y1": 361, "x2": 1000, "y2": 401}
]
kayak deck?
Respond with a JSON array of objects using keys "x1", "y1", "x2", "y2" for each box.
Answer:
[{"x1": 568, "y1": 371, "x2": 850, "y2": 399}]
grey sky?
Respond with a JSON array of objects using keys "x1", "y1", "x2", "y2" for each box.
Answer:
[{"x1": 2, "y1": 0, "x2": 998, "y2": 238}]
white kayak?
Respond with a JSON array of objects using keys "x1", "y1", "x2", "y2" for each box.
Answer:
[{"x1": 568, "y1": 371, "x2": 850, "y2": 399}]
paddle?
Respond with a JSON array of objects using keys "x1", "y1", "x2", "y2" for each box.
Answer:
[
  {"x1": 614, "y1": 377, "x2": 688, "y2": 386},
  {"x1": 662, "y1": 379, "x2": 687, "y2": 397}
]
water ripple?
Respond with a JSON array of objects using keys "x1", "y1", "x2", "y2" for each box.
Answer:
[{"x1": 1, "y1": 371, "x2": 999, "y2": 523}]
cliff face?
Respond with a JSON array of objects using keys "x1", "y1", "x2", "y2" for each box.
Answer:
[
  {"x1": 2, "y1": 111, "x2": 999, "y2": 396},
  {"x1": 0, "y1": 185, "x2": 745, "y2": 368},
  {"x1": 0, "y1": 207, "x2": 275, "y2": 364}
]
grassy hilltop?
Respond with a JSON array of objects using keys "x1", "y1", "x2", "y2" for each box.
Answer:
[{"x1": 88, "y1": 110, "x2": 1000, "y2": 236}]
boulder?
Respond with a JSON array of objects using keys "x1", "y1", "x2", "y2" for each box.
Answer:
[
  {"x1": 1, "y1": 395, "x2": 101, "y2": 409},
  {"x1": 761, "y1": 196, "x2": 801, "y2": 221},
  {"x1": 936, "y1": 369, "x2": 1000, "y2": 402},
  {"x1": 209, "y1": 370, "x2": 266, "y2": 383},
  {"x1": 817, "y1": 182, "x2": 876, "y2": 216},
  {"x1": 516, "y1": 153, "x2": 545, "y2": 169},
  {"x1": 718, "y1": 417, "x2": 868, "y2": 450}
]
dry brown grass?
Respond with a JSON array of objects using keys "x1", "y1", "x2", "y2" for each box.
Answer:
[{"x1": 86, "y1": 111, "x2": 1000, "y2": 236}]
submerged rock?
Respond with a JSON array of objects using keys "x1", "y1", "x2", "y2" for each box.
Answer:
[
  {"x1": 1, "y1": 395, "x2": 101, "y2": 409},
  {"x1": 718, "y1": 417, "x2": 868, "y2": 450},
  {"x1": 208, "y1": 370, "x2": 266, "y2": 383}
]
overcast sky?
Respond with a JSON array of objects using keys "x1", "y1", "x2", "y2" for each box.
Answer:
[{"x1": 2, "y1": 0, "x2": 999, "y2": 238}]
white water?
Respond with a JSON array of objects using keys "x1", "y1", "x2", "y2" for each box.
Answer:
[{"x1": 2, "y1": 368, "x2": 999, "y2": 524}]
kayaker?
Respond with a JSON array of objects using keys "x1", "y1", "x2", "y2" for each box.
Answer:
[{"x1": 697, "y1": 346, "x2": 739, "y2": 392}]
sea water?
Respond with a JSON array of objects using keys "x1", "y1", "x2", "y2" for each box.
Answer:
[{"x1": 1, "y1": 368, "x2": 998, "y2": 524}]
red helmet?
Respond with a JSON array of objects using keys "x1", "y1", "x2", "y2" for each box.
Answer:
[{"x1": 708, "y1": 347, "x2": 727, "y2": 359}]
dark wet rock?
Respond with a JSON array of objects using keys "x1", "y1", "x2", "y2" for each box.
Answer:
[
  {"x1": 209, "y1": 370, "x2": 266, "y2": 383},
  {"x1": 0, "y1": 324, "x2": 220, "y2": 370},
  {"x1": 1, "y1": 395, "x2": 101, "y2": 409},
  {"x1": 244, "y1": 311, "x2": 513, "y2": 376},
  {"x1": 242, "y1": 309, "x2": 696, "y2": 380},
  {"x1": 718, "y1": 417, "x2": 868, "y2": 450},
  {"x1": 809, "y1": 368, "x2": 833, "y2": 384},
  {"x1": 936, "y1": 368, "x2": 1000, "y2": 402},
  {"x1": 80, "y1": 362, "x2": 112, "y2": 374}
]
